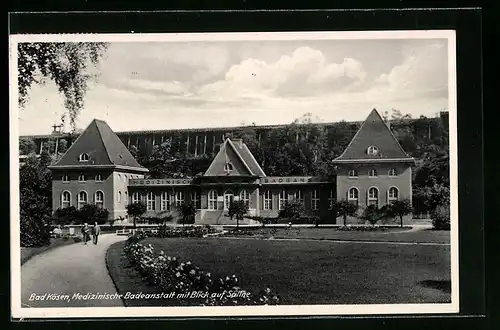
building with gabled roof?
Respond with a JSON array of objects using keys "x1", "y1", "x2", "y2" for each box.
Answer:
[{"x1": 49, "y1": 109, "x2": 415, "y2": 225}]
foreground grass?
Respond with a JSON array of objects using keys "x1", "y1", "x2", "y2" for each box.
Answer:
[
  {"x1": 107, "y1": 235, "x2": 451, "y2": 306},
  {"x1": 21, "y1": 238, "x2": 76, "y2": 265}
]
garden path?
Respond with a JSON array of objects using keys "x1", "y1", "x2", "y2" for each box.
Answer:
[{"x1": 20, "y1": 234, "x2": 126, "y2": 308}]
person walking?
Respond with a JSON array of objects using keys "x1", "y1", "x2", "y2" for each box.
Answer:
[
  {"x1": 92, "y1": 222, "x2": 101, "y2": 245},
  {"x1": 81, "y1": 223, "x2": 90, "y2": 245}
]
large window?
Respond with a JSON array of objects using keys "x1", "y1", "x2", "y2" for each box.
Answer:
[
  {"x1": 161, "y1": 192, "x2": 171, "y2": 211},
  {"x1": 132, "y1": 192, "x2": 140, "y2": 204},
  {"x1": 278, "y1": 190, "x2": 287, "y2": 210},
  {"x1": 263, "y1": 190, "x2": 272, "y2": 210},
  {"x1": 311, "y1": 189, "x2": 319, "y2": 210},
  {"x1": 223, "y1": 190, "x2": 234, "y2": 210},
  {"x1": 95, "y1": 191, "x2": 104, "y2": 209},
  {"x1": 368, "y1": 187, "x2": 379, "y2": 207},
  {"x1": 388, "y1": 187, "x2": 399, "y2": 204},
  {"x1": 348, "y1": 187, "x2": 359, "y2": 205},
  {"x1": 191, "y1": 191, "x2": 201, "y2": 209},
  {"x1": 61, "y1": 191, "x2": 71, "y2": 208},
  {"x1": 208, "y1": 190, "x2": 218, "y2": 210},
  {"x1": 294, "y1": 189, "x2": 304, "y2": 205},
  {"x1": 328, "y1": 190, "x2": 335, "y2": 210},
  {"x1": 239, "y1": 190, "x2": 250, "y2": 207},
  {"x1": 175, "y1": 191, "x2": 184, "y2": 207},
  {"x1": 78, "y1": 191, "x2": 88, "y2": 209},
  {"x1": 147, "y1": 192, "x2": 155, "y2": 211}
]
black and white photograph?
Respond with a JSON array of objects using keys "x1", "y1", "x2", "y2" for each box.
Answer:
[{"x1": 10, "y1": 30, "x2": 458, "y2": 318}]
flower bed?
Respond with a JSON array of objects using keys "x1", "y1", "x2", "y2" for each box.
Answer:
[
  {"x1": 123, "y1": 231, "x2": 280, "y2": 306},
  {"x1": 155, "y1": 224, "x2": 221, "y2": 238},
  {"x1": 336, "y1": 225, "x2": 412, "y2": 232}
]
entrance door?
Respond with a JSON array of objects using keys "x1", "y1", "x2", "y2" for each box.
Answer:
[{"x1": 224, "y1": 190, "x2": 234, "y2": 210}]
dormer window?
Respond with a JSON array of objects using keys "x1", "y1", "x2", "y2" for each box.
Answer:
[
  {"x1": 79, "y1": 153, "x2": 89, "y2": 162},
  {"x1": 224, "y1": 162, "x2": 233, "y2": 173},
  {"x1": 367, "y1": 146, "x2": 379, "y2": 156}
]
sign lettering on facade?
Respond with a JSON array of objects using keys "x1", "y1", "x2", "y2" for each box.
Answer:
[
  {"x1": 261, "y1": 177, "x2": 326, "y2": 184},
  {"x1": 130, "y1": 178, "x2": 193, "y2": 186}
]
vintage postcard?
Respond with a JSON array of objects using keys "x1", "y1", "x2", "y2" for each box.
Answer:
[{"x1": 10, "y1": 30, "x2": 458, "y2": 319}]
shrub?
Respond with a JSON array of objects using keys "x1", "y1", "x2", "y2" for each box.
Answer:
[
  {"x1": 278, "y1": 200, "x2": 304, "y2": 221},
  {"x1": 362, "y1": 205, "x2": 385, "y2": 226},
  {"x1": 76, "y1": 204, "x2": 109, "y2": 225},
  {"x1": 156, "y1": 224, "x2": 220, "y2": 238},
  {"x1": 335, "y1": 200, "x2": 359, "y2": 226},
  {"x1": 177, "y1": 201, "x2": 197, "y2": 226},
  {"x1": 20, "y1": 214, "x2": 51, "y2": 247},
  {"x1": 53, "y1": 206, "x2": 78, "y2": 225},
  {"x1": 431, "y1": 205, "x2": 450, "y2": 230},
  {"x1": 127, "y1": 202, "x2": 147, "y2": 228}
]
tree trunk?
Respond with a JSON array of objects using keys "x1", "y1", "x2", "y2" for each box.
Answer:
[
  {"x1": 133, "y1": 216, "x2": 137, "y2": 229},
  {"x1": 343, "y1": 214, "x2": 347, "y2": 226},
  {"x1": 400, "y1": 215, "x2": 403, "y2": 228}
]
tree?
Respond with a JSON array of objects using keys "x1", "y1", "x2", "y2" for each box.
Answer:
[
  {"x1": 126, "y1": 202, "x2": 147, "y2": 228},
  {"x1": 335, "y1": 200, "x2": 358, "y2": 226},
  {"x1": 228, "y1": 200, "x2": 249, "y2": 228},
  {"x1": 53, "y1": 206, "x2": 78, "y2": 225},
  {"x1": 76, "y1": 204, "x2": 109, "y2": 225},
  {"x1": 19, "y1": 138, "x2": 37, "y2": 155},
  {"x1": 176, "y1": 201, "x2": 197, "y2": 226},
  {"x1": 18, "y1": 42, "x2": 108, "y2": 131},
  {"x1": 278, "y1": 200, "x2": 304, "y2": 223},
  {"x1": 386, "y1": 199, "x2": 412, "y2": 227},
  {"x1": 362, "y1": 205, "x2": 384, "y2": 226}
]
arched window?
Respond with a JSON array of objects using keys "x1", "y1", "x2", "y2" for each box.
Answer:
[
  {"x1": 368, "y1": 168, "x2": 378, "y2": 177},
  {"x1": 117, "y1": 191, "x2": 122, "y2": 202},
  {"x1": 132, "y1": 192, "x2": 140, "y2": 204},
  {"x1": 367, "y1": 146, "x2": 379, "y2": 156},
  {"x1": 224, "y1": 162, "x2": 233, "y2": 173},
  {"x1": 118, "y1": 174, "x2": 121, "y2": 181},
  {"x1": 123, "y1": 174, "x2": 128, "y2": 182},
  {"x1": 348, "y1": 187, "x2": 359, "y2": 205},
  {"x1": 208, "y1": 190, "x2": 218, "y2": 210},
  {"x1": 125, "y1": 191, "x2": 128, "y2": 203},
  {"x1": 78, "y1": 191, "x2": 88, "y2": 209},
  {"x1": 78, "y1": 174, "x2": 86, "y2": 182},
  {"x1": 175, "y1": 191, "x2": 184, "y2": 207},
  {"x1": 294, "y1": 189, "x2": 304, "y2": 205},
  {"x1": 61, "y1": 191, "x2": 71, "y2": 208},
  {"x1": 368, "y1": 187, "x2": 379, "y2": 207},
  {"x1": 95, "y1": 174, "x2": 103, "y2": 182},
  {"x1": 147, "y1": 192, "x2": 155, "y2": 210},
  {"x1": 328, "y1": 190, "x2": 335, "y2": 210},
  {"x1": 62, "y1": 175, "x2": 69, "y2": 183},
  {"x1": 263, "y1": 190, "x2": 272, "y2": 210},
  {"x1": 79, "y1": 153, "x2": 89, "y2": 161},
  {"x1": 161, "y1": 191, "x2": 170, "y2": 211},
  {"x1": 191, "y1": 191, "x2": 201, "y2": 209},
  {"x1": 388, "y1": 168, "x2": 398, "y2": 177},
  {"x1": 239, "y1": 190, "x2": 250, "y2": 207},
  {"x1": 95, "y1": 191, "x2": 104, "y2": 208},
  {"x1": 311, "y1": 189, "x2": 320, "y2": 210},
  {"x1": 279, "y1": 190, "x2": 287, "y2": 210},
  {"x1": 348, "y1": 169, "x2": 358, "y2": 178},
  {"x1": 388, "y1": 187, "x2": 399, "y2": 204}
]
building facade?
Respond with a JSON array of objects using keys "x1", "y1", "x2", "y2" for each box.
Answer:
[{"x1": 48, "y1": 109, "x2": 414, "y2": 225}]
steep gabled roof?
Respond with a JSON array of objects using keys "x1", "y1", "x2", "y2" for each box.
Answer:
[
  {"x1": 204, "y1": 138, "x2": 266, "y2": 177},
  {"x1": 333, "y1": 109, "x2": 414, "y2": 163},
  {"x1": 50, "y1": 119, "x2": 147, "y2": 170}
]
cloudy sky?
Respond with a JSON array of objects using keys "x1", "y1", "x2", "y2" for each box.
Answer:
[{"x1": 18, "y1": 37, "x2": 450, "y2": 135}]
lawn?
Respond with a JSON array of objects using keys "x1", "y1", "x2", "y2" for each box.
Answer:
[
  {"x1": 21, "y1": 237, "x2": 77, "y2": 265},
  {"x1": 223, "y1": 227, "x2": 451, "y2": 244},
  {"x1": 106, "y1": 233, "x2": 451, "y2": 306}
]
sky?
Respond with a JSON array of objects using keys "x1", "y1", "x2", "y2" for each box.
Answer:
[{"x1": 17, "y1": 36, "x2": 450, "y2": 136}]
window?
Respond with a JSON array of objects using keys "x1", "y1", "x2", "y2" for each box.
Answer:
[
  {"x1": 132, "y1": 192, "x2": 140, "y2": 204},
  {"x1": 368, "y1": 169, "x2": 378, "y2": 177},
  {"x1": 388, "y1": 168, "x2": 398, "y2": 177},
  {"x1": 118, "y1": 191, "x2": 122, "y2": 202},
  {"x1": 95, "y1": 191, "x2": 104, "y2": 208},
  {"x1": 294, "y1": 190, "x2": 304, "y2": 205},
  {"x1": 367, "y1": 146, "x2": 379, "y2": 156},
  {"x1": 118, "y1": 174, "x2": 121, "y2": 181},
  {"x1": 78, "y1": 191, "x2": 88, "y2": 209},
  {"x1": 160, "y1": 192, "x2": 170, "y2": 211},
  {"x1": 224, "y1": 162, "x2": 233, "y2": 173},
  {"x1": 328, "y1": 190, "x2": 335, "y2": 210},
  {"x1": 78, "y1": 174, "x2": 86, "y2": 182},
  {"x1": 146, "y1": 192, "x2": 155, "y2": 211},
  {"x1": 62, "y1": 175, "x2": 69, "y2": 183},
  {"x1": 311, "y1": 189, "x2": 320, "y2": 210},
  {"x1": 191, "y1": 191, "x2": 201, "y2": 209},
  {"x1": 223, "y1": 190, "x2": 234, "y2": 210},
  {"x1": 61, "y1": 191, "x2": 71, "y2": 208},
  {"x1": 279, "y1": 190, "x2": 287, "y2": 210},
  {"x1": 125, "y1": 191, "x2": 128, "y2": 203},
  {"x1": 175, "y1": 191, "x2": 184, "y2": 207},
  {"x1": 348, "y1": 187, "x2": 359, "y2": 205},
  {"x1": 124, "y1": 175, "x2": 128, "y2": 182},
  {"x1": 79, "y1": 153, "x2": 89, "y2": 161},
  {"x1": 95, "y1": 174, "x2": 102, "y2": 182},
  {"x1": 208, "y1": 190, "x2": 218, "y2": 210},
  {"x1": 263, "y1": 190, "x2": 272, "y2": 210},
  {"x1": 239, "y1": 190, "x2": 250, "y2": 207},
  {"x1": 348, "y1": 169, "x2": 358, "y2": 178},
  {"x1": 368, "y1": 187, "x2": 379, "y2": 207},
  {"x1": 388, "y1": 187, "x2": 399, "y2": 204}
]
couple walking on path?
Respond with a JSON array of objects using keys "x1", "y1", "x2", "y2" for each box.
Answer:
[{"x1": 81, "y1": 222, "x2": 101, "y2": 245}]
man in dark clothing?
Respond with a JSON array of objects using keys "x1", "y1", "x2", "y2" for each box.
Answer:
[
  {"x1": 92, "y1": 222, "x2": 101, "y2": 244},
  {"x1": 81, "y1": 223, "x2": 90, "y2": 245}
]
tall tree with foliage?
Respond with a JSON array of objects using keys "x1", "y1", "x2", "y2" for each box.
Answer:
[
  {"x1": 18, "y1": 42, "x2": 108, "y2": 131},
  {"x1": 228, "y1": 200, "x2": 249, "y2": 228},
  {"x1": 126, "y1": 201, "x2": 147, "y2": 228},
  {"x1": 176, "y1": 201, "x2": 197, "y2": 226},
  {"x1": 335, "y1": 200, "x2": 358, "y2": 226},
  {"x1": 386, "y1": 199, "x2": 412, "y2": 228}
]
